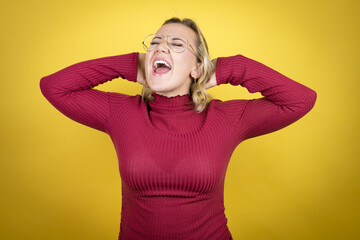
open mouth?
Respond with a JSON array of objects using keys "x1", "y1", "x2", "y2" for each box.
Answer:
[{"x1": 153, "y1": 59, "x2": 172, "y2": 75}]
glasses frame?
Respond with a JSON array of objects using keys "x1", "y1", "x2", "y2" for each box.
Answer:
[{"x1": 142, "y1": 33, "x2": 200, "y2": 61}]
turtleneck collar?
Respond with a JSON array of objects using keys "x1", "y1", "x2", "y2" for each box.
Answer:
[{"x1": 148, "y1": 92, "x2": 195, "y2": 114}]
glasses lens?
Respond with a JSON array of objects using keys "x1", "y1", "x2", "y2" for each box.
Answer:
[
  {"x1": 143, "y1": 34, "x2": 187, "y2": 53},
  {"x1": 168, "y1": 37, "x2": 186, "y2": 53},
  {"x1": 143, "y1": 34, "x2": 159, "y2": 51}
]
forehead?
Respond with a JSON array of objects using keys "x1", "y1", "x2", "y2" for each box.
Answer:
[{"x1": 155, "y1": 23, "x2": 197, "y2": 42}]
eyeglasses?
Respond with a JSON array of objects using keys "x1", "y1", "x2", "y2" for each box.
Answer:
[{"x1": 142, "y1": 33, "x2": 200, "y2": 61}]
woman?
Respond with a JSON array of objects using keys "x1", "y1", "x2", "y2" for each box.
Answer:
[{"x1": 40, "y1": 17, "x2": 317, "y2": 240}]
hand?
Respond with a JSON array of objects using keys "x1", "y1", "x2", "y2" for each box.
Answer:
[
  {"x1": 137, "y1": 53, "x2": 146, "y2": 85},
  {"x1": 204, "y1": 58, "x2": 218, "y2": 90}
]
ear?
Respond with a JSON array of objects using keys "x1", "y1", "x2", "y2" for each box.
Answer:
[{"x1": 190, "y1": 62, "x2": 203, "y2": 79}]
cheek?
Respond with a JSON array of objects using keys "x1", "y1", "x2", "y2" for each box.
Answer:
[{"x1": 174, "y1": 53, "x2": 194, "y2": 72}]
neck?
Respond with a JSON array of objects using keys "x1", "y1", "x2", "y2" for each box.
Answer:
[
  {"x1": 148, "y1": 92, "x2": 193, "y2": 114},
  {"x1": 146, "y1": 92, "x2": 206, "y2": 134},
  {"x1": 154, "y1": 90, "x2": 190, "y2": 98}
]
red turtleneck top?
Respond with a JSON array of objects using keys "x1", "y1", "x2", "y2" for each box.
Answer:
[{"x1": 39, "y1": 52, "x2": 317, "y2": 240}]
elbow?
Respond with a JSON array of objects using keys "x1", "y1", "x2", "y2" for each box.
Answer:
[
  {"x1": 307, "y1": 89, "x2": 317, "y2": 110},
  {"x1": 286, "y1": 89, "x2": 317, "y2": 120},
  {"x1": 39, "y1": 77, "x2": 46, "y2": 91},
  {"x1": 300, "y1": 88, "x2": 317, "y2": 114},
  {"x1": 289, "y1": 88, "x2": 317, "y2": 114},
  {"x1": 39, "y1": 76, "x2": 54, "y2": 99},
  {"x1": 39, "y1": 76, "x2": 48, "y2": 96}
]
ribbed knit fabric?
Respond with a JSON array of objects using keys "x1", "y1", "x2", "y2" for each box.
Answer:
[{"x1": 39, "y1": 52, "x2": 317, "y2": 240}]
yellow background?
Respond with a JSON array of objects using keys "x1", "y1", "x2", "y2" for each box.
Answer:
[{"x1": 1, "y1": 0, "x2": 359, "y2": 239}]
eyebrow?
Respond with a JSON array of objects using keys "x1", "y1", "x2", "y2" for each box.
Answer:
[
  {"x1": 172, "y1": 37, "x2": 185, "y2": 41},
  {"x1": 154, "y1": 35, "x2": 185, "y2": 41}
]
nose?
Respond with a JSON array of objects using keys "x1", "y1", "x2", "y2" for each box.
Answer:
[{"x1": 155, "y1": 38, "x2": 170, "y2": 53}]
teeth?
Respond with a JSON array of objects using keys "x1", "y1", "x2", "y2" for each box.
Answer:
[{"x1": 154, "y1": 60, "x2": 171, "y2": 69}]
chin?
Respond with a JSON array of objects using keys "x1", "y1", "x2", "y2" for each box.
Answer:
[{"x1": 147, "y1": 82, "x2": 168, "y2": 93}]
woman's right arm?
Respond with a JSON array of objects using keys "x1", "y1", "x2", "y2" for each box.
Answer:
[{"x1": 40, "y1": 52, "x2": 140, "y2": 133}]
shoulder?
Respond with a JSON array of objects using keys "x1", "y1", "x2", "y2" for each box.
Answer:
[
  {"x1": 210, "y1": 97, "x2": 251, "y2": 124},
  {"x1": 211, "y1": 97, "x2": 250, "y2": 112},
  {"x1": 107, "y1": 92, "x2": 145, "y2": 112},
  {"x1": 108, "y1": 92, "x2": 142, "y2": 103}
]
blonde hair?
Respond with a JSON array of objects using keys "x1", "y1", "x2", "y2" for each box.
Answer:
[{"x1": 141, "y1": 17, "x2": 215, "y2": 113}]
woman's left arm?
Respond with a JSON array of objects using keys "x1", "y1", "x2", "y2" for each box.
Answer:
[{"x1": 208, "y1": 54, "x2": 317, "y2": 141}]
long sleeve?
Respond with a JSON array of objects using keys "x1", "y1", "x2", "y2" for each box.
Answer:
[
  {"x1": 39, "y1": 52, "x2": 139, "y2": 133},
  {"x1": 215, "y1": 54, "x2": 317, "y2": 142}
]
